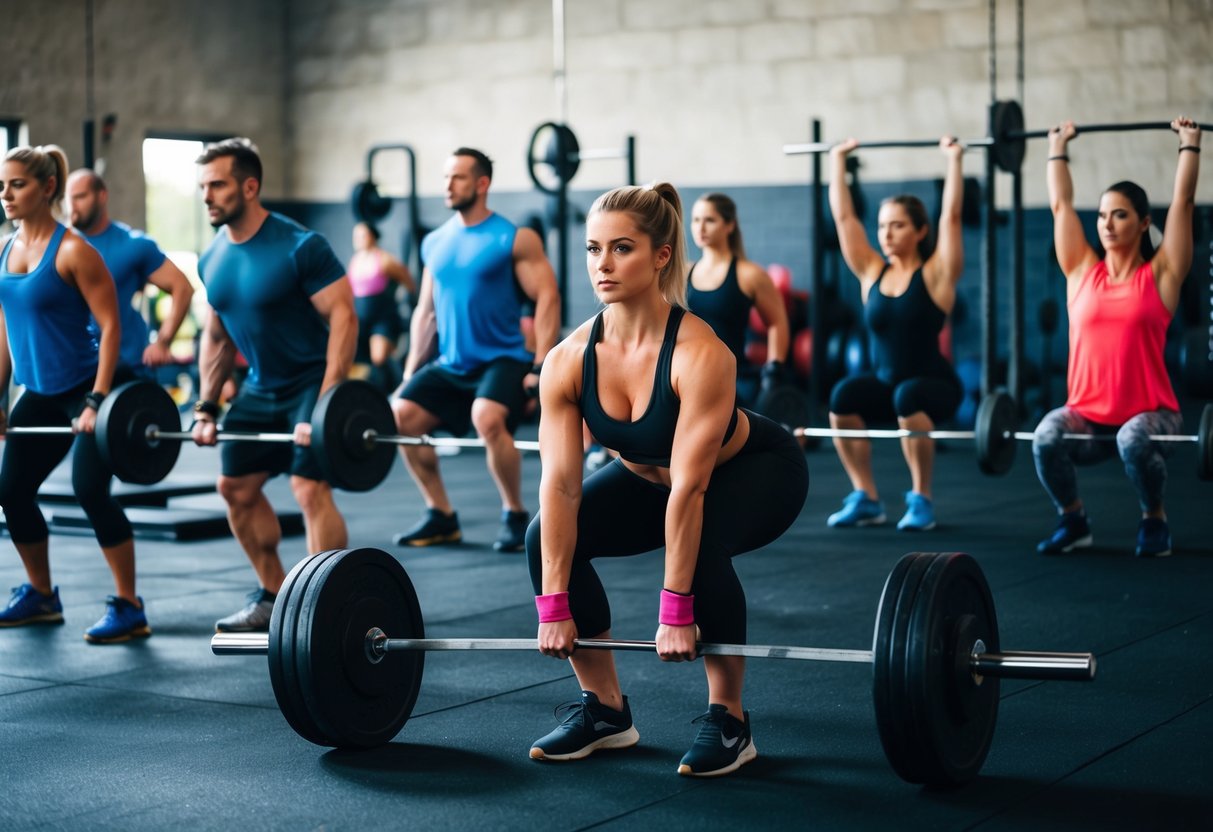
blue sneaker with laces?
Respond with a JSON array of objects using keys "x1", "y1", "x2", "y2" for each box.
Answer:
[
  {"x1": 677, "y1": 704, "x2": 757, "y2": 777},
  {"x1": 1135, "y1": 517, "x2": 1172, "y2": 558},
  {"x1": 897, "y1": 491, "x2": 937, "y2": 531},
  {"x1": 1037, "y1": 510, "x2": 1093, "y2": 554},
  {"x1": 84, "y1": 596, "x2": 151, "y2": 644},
  {"x1": 0, "y1": 583, "x2": 64, "y2": 627},
  {"x1": 529, "y1": 690, "x2": 639, "y2": 761},
  {"x1": 827, "y1": 490, "x2": 886, "y2": 528}
]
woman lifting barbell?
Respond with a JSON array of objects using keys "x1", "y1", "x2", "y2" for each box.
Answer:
[
  {"x1": 525, "y1": 183, "x2": 809, "y2": 777},
  {"x1": 0, "y1": 145, "x2": 148, "y2": 643},
  {"x1": 1033, "y1": 116, "x2": 1202, "y2": 558},
  {"x1": 824, "y1": 136, "x2": 966, "y2": 531}
]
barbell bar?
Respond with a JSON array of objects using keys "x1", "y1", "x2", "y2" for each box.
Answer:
[
  {"x1": 213, "y1": 630, "x2": 1094, "y2": 682},
  {"x1": 210, "y1": 547, "x2": 1096, "y2": 787}
]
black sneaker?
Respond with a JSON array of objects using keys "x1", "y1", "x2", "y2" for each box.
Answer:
[
  {"x1": 1135, "y1": 517, "x2": 1172, "y2": 558},
  {"x1": 529, "y1": 690, "x2": 640, "y2": 761},
  {"x1": 677, "y1": 704, "x2": 757, "y2": 777},
  {"x1": 1037, "y1": 510, "x2": 1093, "y2": 554},
  {"x1": 393, "y1": 509, "x2": 461, "y2": 547},
  {"x1": 493, "y1": 510, "x2": 529, "y2": 553}
]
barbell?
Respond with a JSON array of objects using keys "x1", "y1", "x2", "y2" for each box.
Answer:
[
  {"x1": 526, "y1": 122, "x2": 636, "y2": 196},
  {"x1": 794, "y1": 392, "x2": 1213, "y2": 481},
  {"x1": 210, "y1": 546, "x2": 1095, "y2": 787},
  {"x1": 783, "y1": 100, "x2": 1211, "y2": 174},
  {"x1": 90, "y1": 379, "x2": 540, "y2": 493}
]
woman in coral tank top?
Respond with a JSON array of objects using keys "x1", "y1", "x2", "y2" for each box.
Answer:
[{"x1": 1033, "y1": 116, "x2": 1202, "y2": 558}]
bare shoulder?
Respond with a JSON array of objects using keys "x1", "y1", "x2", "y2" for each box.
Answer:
[
  {"x1": 57, "y1": 228, "x2": 103, "y2": 267},
  {"x1": 513, "y1": 225, "x2": 545, "y2": 257},
  {"x1": 678, "y1": 312, "x2": 731, "y2": 361}
]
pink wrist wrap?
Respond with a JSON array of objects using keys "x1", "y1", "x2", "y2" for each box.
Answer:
[
  {"x1": 535, "y1": 591, "x2": 572, "y2": 623},
  {"x1": 659, "y1": 590, "x2": 695, "y2": 627}
]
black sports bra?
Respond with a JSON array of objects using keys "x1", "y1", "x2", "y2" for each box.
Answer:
[{"x1": 580, "y1": 307, "x2": 738, "y2": 467}]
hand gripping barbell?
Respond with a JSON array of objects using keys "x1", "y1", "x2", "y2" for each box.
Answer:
[
  {"x1": 211, "y1": 547, "x2": 1096, "y2": 787},
  {"x1": 794, "y1": 392, "x2": 1213, "y2": 481}
]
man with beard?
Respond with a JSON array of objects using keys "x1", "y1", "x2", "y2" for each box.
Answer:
[
  {"x1": 391, "y1": 147, "x2": 559, "y2": 553},
  {"x1": 192, "y1": 138, "x2": 357, "y2": 633},
  {"x1": 66, "y1": 169, "x2": 194, "y2": 380}
]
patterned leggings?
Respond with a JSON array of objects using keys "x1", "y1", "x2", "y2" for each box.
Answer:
[{"x1": 1032, "y1": 406, "x2": 1184, "y2": 514}]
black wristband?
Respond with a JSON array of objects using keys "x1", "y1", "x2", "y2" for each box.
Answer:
[
  {"x1": 529, "y1": 363, "x2": 543, "y2": 376},
  {"x1": 83, "y1": 391, "x2": 106, "y2": 412},
  {"x1": 193, "y1": 399, "x2": 221, "y2": 419},
  {"x1": 1179, "y1": 146, "x2": 1200, "y2": 154},
  {"x1": 1048, "y1": 155, "x2": 1069, "y2": 162}
]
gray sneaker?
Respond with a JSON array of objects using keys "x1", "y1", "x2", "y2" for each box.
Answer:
[{"x1": 215, "y1": 588, "x2": 276, "y2": 633}]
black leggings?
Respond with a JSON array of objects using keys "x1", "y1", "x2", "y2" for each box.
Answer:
[
  {"x1": 0, "y1": 381, "x2": 132, "y2": 547},
  {"x1": 526, "y1": 412, "x2": 809, "y2": 645},
  {"x1": 829, "y1": 373, "x2": 962, "y2": 425}
]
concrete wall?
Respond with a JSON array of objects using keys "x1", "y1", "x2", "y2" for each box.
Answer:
[{"x1": 0, "y1": 0, "x2": 287, "y2": 227}]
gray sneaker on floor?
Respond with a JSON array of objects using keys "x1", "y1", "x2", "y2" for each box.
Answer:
[{"x1": 215, "y1": 588, "x2": 276, "y2": 633}]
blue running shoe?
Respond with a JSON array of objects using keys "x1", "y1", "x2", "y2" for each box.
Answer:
[
  {"x1": 897, "y1": 491, "x2": 937, "y2": 531},
  {"x1": 1135, "y1": 518, "x2": 1172, "y2": 558},
  {"x1": 827, "y1": 490, "x2": 886, "y2": 528},
  {"x1": 0, "y1": 584, "x2": 64, "y2": 627},
  {"x1": 677, "y1": 704, "x2": 757, "y2": 777},
  {"x1": 1037, "y1": 511, "x2": 1093, "y2": 554},
  {"x1": 84, "y1": 596, "x2": 151, "y2": 644},
  {"x1": 529, "y1": 691, "x2": 640, "y2": 761}
]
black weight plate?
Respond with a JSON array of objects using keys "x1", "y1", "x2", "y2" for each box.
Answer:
[
  {"x1": 311, "y1": 380, "x2": 396, "y2": 492},
  {"x1": 975, "y1": 392, "x2": 1017, "y2": 476},
  {"x1": 754, "y1": 383, "x2": 811, "y2": 436},
  {"x1": 351, "y1": 180, "x2": 392, "y2": 223},
  {"x1": 526, "y1": 121, "x2": 579, "y2": 196},
  {"x1": 872, "y1": 552, "x2": 937, "y2": 785},
  {"x1": 290, "y1": 547, "x2": 425, "y2": 749},
  {"x1": 991, "y1": 99, "x2": 1025, "y2": 174},
  {"x1": 1197, "y1": 404, "x2": 1213, "y2": 482},
  {"x1": 268, "y1": 549, "x2": 345, "y2": 747},
  {"x1": 95, "y1": 380, "x2": 182, "y2": 485},
  {"x1": 904, "y1": 553, "x2": 1000, "y2": 786}
]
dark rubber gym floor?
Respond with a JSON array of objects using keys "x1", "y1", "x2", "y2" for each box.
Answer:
[{"x1": 2, "y1": 404, "x2": 1210, "y2": 831}]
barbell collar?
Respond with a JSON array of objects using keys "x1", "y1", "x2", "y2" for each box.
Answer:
[{"x1": 209, "y1": 632, "x2": 1094, "y2": 682}]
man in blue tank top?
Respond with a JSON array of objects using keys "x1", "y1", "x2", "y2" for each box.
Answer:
[
  {"x1": 191, "y1": 138, "x2": 358, "y2": 633},
  {"x1": 67, "y1": 169, "x2": 195, "y2": 378},
  {"x1": 392, "y1": 147, "x2": 560, "y2": 552}
]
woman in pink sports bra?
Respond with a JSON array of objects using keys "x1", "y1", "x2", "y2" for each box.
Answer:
[
  {"x1": 1033, "y1": 116, "x2": 1202, "y2": 559},
  {"x1": 347, "y1": 222, "x2": 415, "y2": 392}
]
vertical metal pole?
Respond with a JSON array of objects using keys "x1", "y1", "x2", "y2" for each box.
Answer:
[
  {"x1": 406, "y1": 147, "x2": 421, "y2": 278},
  {"x1": 83, "y1": 0, "x2": 96, "y2": 168},
  {"x1": 552, "y1": 0, "x2": 567, "y2": 125},
  {"x1": 808, "y1": 119, "x2": 824, "y2": 418},
  {"x1": 625, "y1": 135, "x2": 636, "y2": 186},
  {"x1": 982, "y1": 103, "x2": 998, "y2": 398},
  {"x1": 1009, "y1": 166, "x2": 1024, "y2": 405},
  {"x1": 552, "y1": 0, "x2": 570, "y2": 327}
]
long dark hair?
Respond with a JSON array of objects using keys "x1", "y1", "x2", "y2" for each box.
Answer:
[
  {"x1": 880, "y1": 194, "x2": 933, "y2": 261},
  {"x1": 1103, "y1": 180, "x2": 1153, "y2": 261},
  {"x1": 696, "y1": 192, "x2": 746, "y2": 259}
]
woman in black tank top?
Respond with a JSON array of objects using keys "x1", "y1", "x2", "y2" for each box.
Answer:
[
  {"x1": 687, "y1": 193, "x2": 790, "y2": 406},
  {"x1": 824, "y1": 137, "x2": 965, "y2": 532},
  {"x1": 524, "y1": 183, "x2": 808, "y2": 777}
]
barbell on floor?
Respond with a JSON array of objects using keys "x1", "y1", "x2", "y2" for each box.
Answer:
[
  {"x1": 211, "y1": 546, "x2": 1095, "y2": 787},
  {"x1": 792, "y1": 392, "x2": 1213, "y2": 481}
]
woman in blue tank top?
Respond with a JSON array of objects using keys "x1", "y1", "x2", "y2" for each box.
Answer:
[
  {"x1": 824, "y1": 137, "x2": 966, "y2": 532},
  {"x1": 687, "y1": 193, "x2": 790, "y2": 406},
  {"x1": 0, "y1": 145, "x2": 148, "y2": 644},
  {"x1": 524, "y1": 183, "x2": 808, "y2": 777}
]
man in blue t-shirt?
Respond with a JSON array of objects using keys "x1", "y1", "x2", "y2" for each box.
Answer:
[
  {"x1": 192, "y1": 138, "x2": 357, "y2": 633},
  {"x1": 392, "y1": 147, "x2": 559, "y2": 553},
  {"x1": 66, "y1": 169, "x2": 194, "y2": 378}
]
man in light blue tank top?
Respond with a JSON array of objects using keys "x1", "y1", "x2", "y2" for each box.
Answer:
[
  {"x1": 191, "y1": 138, "x2": 357, "y2": 634},
  {"x1": 392, "y1": 148, "x2": 560, "y2": 553},
  {"x1": 67, "y1": 169, "x2": 195, "y2": 378}
]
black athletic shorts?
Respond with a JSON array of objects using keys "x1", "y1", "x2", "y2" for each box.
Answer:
[
  {"x1": 220, "y1": 382, "x2": 326, "y2": 481},
  {"x1": 399, "y1": 358, "x2": 530, "y2": 436}
]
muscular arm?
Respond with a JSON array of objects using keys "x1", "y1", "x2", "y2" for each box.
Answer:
[
  {"x1": 925, "y1": 138, "x2": 965, "y2": 304},
  {"x1": 1153, "y1": 119, "x2": 1202, "y2": 312},
  {"x1": 513, "y1": 228, "x2": 560, "y2": 366},
  {"x1": 663, "y1": 330, "x2": 738, "y2": 595},
  {"x1": 536, "y1": 338, "x2": 587, "y2": 595},
  {"x1": 143, "y1": 257, "x2": 195, "y2": 366},
  {"x1": 740, "y1": 262, "x2": 790, "y2": 364},
  {"x1": 63, "y1": 236, "x2": 121, "y2": 397},
  {"x1": 309, "y1": 277, "x2": 359, "y2": 393},
  {"x1": 402, "y1": 267, "x2": 438, "y2": 379},
  {"x1": 196, "y1": 308, "x2": 237, "y2": 405},
  {"x1": 829, "y1": 140, "x2": 884, "y2": 286},
  {"x1": 1046, "y1": 122, "x2": 1098, "y2": 282}
]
